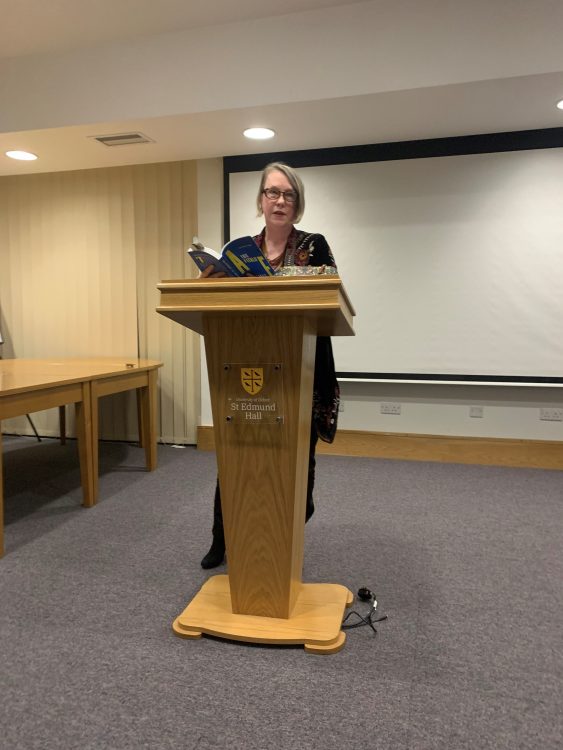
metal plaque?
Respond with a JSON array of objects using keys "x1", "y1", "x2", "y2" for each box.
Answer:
[{"x1": 222, "y1": 363, "x2": 284, "y2": 425}]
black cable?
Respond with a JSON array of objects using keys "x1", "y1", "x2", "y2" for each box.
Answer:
[{"x1": 342, "y1": 590, "x2": 388, "y2": 635}]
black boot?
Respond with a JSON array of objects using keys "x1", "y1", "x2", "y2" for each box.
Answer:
[
  {"x1": 200, "y1": 532, "x2": 225, "y2": 569},
  {"x1": 305, "y1": 499, "x2": 315, "y2": 523},
  {"x1": 201, "y1": 483, "x2": 226, "y2": 569},
  {"x1": 305, "y1": 423, "x2": 318, "y2": 523}
]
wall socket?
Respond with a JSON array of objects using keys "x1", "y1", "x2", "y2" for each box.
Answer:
[
  {"x1": 381, "y1": 402, "x2": 401, "y2": 415},
  {"x1": 540, "y1": 408, "x2": 563, "y2": 422},
  {"x1": 469, "y1": 406, "x2": 484, "y2": 418}
]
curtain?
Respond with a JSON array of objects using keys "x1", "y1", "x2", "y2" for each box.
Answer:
[{"x1": 0, "y1": 160, "x2": 205, "y2": 443}]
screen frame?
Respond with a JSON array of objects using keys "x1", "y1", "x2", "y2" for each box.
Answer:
[{"x1": 223, "y1": 127, "x2": 563, "y2": 385}]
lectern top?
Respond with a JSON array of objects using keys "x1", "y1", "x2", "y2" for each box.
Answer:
[{"x1": 157, "y1": 275, "x2": 355, "y2": 338}]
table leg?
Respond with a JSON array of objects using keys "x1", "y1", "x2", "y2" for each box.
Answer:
[
  {"x1": 90, "y1": 380, "x2": 100, "y2": 503},
  {"x1": 0, "y1": 428, "x2": 4, "y2": 558},
  {"x1": 136, "y1": 389, "x2": 144, "y2": 449},
  {"x1": 139, "y1": 369, "x2": 158, "y2": 471},
  {"x1": 59, "y1": 405, "x2": 66, "y2": 445},
  {"x1": 75, "y1": 381, "x2": 95, "y2": 507}
]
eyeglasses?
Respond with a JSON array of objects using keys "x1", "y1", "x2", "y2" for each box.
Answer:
[{"x1": 262, "y1": 187, "x2": 298, "y2": 204}]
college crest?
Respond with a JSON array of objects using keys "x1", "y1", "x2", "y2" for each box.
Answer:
[{"x1": 241, "y1": 367, "x2": 263, "y2": 395}]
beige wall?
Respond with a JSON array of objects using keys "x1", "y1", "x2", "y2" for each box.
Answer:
[{"x1": 0, "y1": 159, "x2": 219, "y2": 443}]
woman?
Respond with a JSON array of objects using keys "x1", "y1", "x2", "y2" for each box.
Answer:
[{"x1": 201, "y1": 161, "x2": 340, "y2": 569}]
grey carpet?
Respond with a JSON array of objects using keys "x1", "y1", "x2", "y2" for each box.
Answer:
[{"x1": 0, "y1": 436, "x2": 562, "y2": 749}]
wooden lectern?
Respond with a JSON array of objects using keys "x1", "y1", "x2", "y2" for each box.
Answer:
[{"x1": 157, "y1": 275, "x2": 355, "y2": 654}]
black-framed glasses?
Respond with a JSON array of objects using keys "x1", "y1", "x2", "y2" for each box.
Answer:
[{"x1": 262, "y1": 187, "x2": 298, "y2": 204}]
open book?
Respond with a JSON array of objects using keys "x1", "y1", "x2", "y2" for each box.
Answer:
[{"x1": 188, "y1": 236, "x2": 275, "y2": 277}]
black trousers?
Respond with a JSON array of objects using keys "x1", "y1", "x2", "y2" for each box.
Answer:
[{"x1": 211, "y1": 422, "x2": 319, "y2": 539}]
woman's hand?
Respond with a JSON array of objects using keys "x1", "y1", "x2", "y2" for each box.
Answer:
[{"x1": 199, "y1": 265, "x2": 228, "y2": 278}]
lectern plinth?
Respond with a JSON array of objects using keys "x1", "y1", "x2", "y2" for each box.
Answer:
[{"x1": 157, "y1": 276, "x2": 355, "y2": 653}]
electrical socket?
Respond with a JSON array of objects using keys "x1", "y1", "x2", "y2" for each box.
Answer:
[
  {"x1": 469, "y1": 406, "x2": 484, "y2": 418},
  {"x1": 381, "y1": 402, "x2": 401, "y2": 415},
  {"x1": 540, "y1": 408, "x2": 563, "y2": 422}
]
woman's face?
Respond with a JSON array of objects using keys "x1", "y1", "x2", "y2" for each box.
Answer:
[{"x1": 261, "y1": 170, "x2": 297, "y2": 230}]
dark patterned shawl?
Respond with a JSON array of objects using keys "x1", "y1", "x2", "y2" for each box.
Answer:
[{"x1": 254, "y1": 227, "x2": 340, "y2": 443}]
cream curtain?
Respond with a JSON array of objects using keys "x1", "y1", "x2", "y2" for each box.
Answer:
[{"x1": 0, "y1": 160, "x2": 203, "y2": 443}]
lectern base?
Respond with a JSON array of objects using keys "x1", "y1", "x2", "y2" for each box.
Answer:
[{"x1": 172, "y1": 575, "x2": 354, "y2": 654}]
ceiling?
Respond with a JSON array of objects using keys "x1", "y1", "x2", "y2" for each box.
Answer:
[
  {"x1": 0, "y1": 0, "x2": 366, "y2": 58},
  {"x1": 0, "y1": 0, "x2": 363, "y2": 59},
  {"x1": 1, "y1": 0, "x2": 563, "y2": 176}
]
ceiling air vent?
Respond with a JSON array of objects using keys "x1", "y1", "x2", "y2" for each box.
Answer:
[{"x1": 90, "y1": 132, "x2": 155, "y2": 147}]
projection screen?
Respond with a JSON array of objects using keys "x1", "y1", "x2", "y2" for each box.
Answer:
[{"x1": 226, "y1": 139, "x2": 563, "y2": 383}]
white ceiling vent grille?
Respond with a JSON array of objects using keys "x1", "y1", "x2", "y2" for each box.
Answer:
[{"x1": 90, "y1": 132, "x2": 155, "y2": 147}]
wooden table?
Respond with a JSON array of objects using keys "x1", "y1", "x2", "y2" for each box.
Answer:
[{"x1": 0, "y1": 358, "x2": 163, "y2": 557}]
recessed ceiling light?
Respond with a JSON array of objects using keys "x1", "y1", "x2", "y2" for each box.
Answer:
[
  {"x1": 243, "y1": 127, "x2": 275, "y2": 140},
  {"x1": 5, "y1": 150, "x2": 38, "y2": 161},
  {"x1": 556, "y1": 99, "x2": 563, "y2": 110}
]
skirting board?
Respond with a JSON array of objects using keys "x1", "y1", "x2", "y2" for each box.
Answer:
[{"x1": 197, "y1": 426, "x2": 563, "y2": 470}]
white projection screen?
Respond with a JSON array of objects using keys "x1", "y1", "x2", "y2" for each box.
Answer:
[{"x1": 226, "y1": 141, "x2": 563, "y2": 383}]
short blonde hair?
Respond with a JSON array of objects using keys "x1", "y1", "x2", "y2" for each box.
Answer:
[{"x1": 256, "y1": 162, "x2": 305, "y2": 223}]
